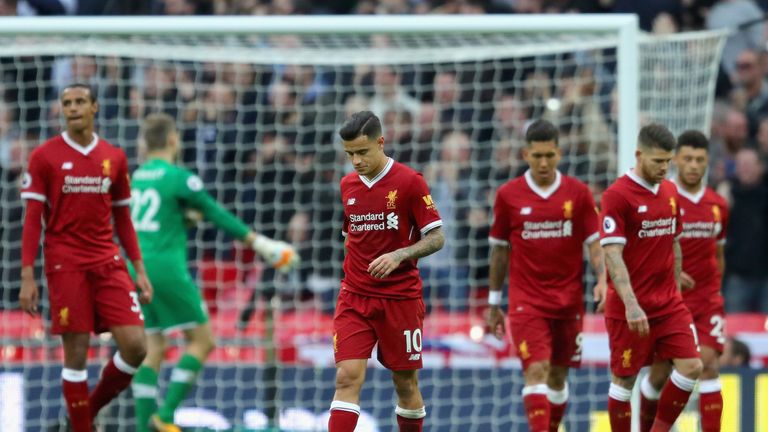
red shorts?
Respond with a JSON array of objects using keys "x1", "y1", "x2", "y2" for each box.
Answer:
[
  {"x1": 333, "y1": 288, "x2": 425, "y2": 371},
  {"x1": 688, "y1": 302, "x2": 726, "y2": 353},
  {"x1": 46, "y1": 257, "x2": 144, "y2": 335},
  {"x1": 606, "y1": 310, "x2": 699, "y2": 377},
  {"x1": 508, "y1": 312, "x2": 583, "y2": 370}
]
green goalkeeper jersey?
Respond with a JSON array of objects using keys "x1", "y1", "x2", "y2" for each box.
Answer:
[{"x1": 130, "y1": 158, "x2": 250, "y2": 263}]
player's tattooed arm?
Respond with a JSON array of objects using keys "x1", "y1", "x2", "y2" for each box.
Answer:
[
  {"x1": 673, "y1": 238, "x2": 682, "y2": 291},
  {"x1": 588, "y1": 240, "x2": 607, "y2": 312},
  {"x1": 368, "y1": 227, "x2": 444, "y2": 279},
  {"x1": 487, "y1": 244, "x2": 509, "y2": 339},
  {"x1": 604, "y1": 244, "x2": 649, "y2": 335}
]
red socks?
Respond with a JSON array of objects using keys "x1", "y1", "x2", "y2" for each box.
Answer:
[
  {"x1": 329, "y1": 401, "x2": 360, "y2": 432},
  {"x1": 523, "y1": 384, "x2": 551, "y2": 432},
  {"x1": 652, "y1": 370, "x2": 696, "y2": 432},
  {"x1": 547, "y1": 384, "x2": 568, "y2": 432},
  {"x1": 395, "y1": 406, "x2": 426, "y2": 432},
  {"x1": 640, "y1": 374, "x2": 661, "y2": 432},
  {"x1": 608, "y1": 383, "x2": 633, "y2": 432},
  {"x1": 699, "y1": 378, "x2": 723, "y2": 432},
  {"x1": 89, "y1": 352, "x2": 137, "y2": 418},
  {"x1": 62, "y1": 369, "x2": 91, "y2": 432}
]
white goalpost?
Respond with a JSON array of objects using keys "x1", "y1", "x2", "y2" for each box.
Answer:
[{"x1": 0, "y1": 15, "x2": 726, "y2": 431}]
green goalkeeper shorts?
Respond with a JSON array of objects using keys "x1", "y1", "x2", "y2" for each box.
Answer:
[{"x1": 129, "y1": 259, "x2": 209, "y2": 334}]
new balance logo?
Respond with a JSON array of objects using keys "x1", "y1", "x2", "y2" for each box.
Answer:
[
  {"x1": 347, "y1": 198, "x2": 355, "y2": 205},
  {"x1": 62, "y1": 162, "x2": 73, "y2": 170},
  {"x1": 520, "y1": 207, "x2": 532, "y2": 215},
  {"x1": 408, "y1": 354, "x2": 421, "y2": 361},
  {"x1": 638, "y1": 205, "x2": 647, "y2": 213}
]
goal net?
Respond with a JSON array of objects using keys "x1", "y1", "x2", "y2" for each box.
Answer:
[{"x1": 0, "y1": 16, "x2": 726, "y2": 431}]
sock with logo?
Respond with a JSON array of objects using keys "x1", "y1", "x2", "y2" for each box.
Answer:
[
  {"x1": 640, "y1": 374, "x2": 661, "y2": 432},
  {"x1": 132, "y1": 365, "x2": 158, "y2": 432},
  {"x1": 547, "y1": 383, "x2": 568, "y2": 432},
  {"x1": 157, "y1": 353, "x2": 203, "y2": 423},
  {"x1": 698, "y1": 378, "x2": 723, "y2": 432},
  {"x1": 608, "y1": 383, "x2": 632, "y2": 432},
  {"x1": 329, "y1": 400, "x2": 360, "y2": 432},
  {"x1": 396, "y1": 405, "x2": 426, "y2": 432},
  {"x1": 652, "y1": 370, "x2": 696, "y2": 432},
  {"x1": 89, "y1": 352, "x2": 137, "y2": 418},
  {"x1": 62, "y1": 368, "x2": 91, "y2": 432},
  {"x1": 523, "y1": 384, "x2": 550, "y2": 432}
]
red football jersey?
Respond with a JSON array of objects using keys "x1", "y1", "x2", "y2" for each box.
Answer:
[
  {"x1": 489, "y1": 171, "x2": 600, "y2": 318},
  {"x1": 600, "y1": 172, "x2": 686, "y2": 319},
  {"x1": 341, "y1": 158, "x2": 442, "y2": 299},
  {"x1": 20, "y1": 133, "x2": 132, "y2": 272},
  {"x1": 675, "y1": 182, "x2": 729, "y2": 312}
]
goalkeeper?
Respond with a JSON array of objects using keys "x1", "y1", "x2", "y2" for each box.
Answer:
[{"x1": 128, "y1": 112, "x2": 298, "y2": 432}]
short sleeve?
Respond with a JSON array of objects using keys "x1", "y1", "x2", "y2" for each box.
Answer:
[
  {"x1": 20, "y1": 148, "x2": 48, "y2": 203},
  {"x1": 111, "y1": 150, "x2": 132, "y2": 206},
  {"x1": 489, "y1": 187, "x2": 511, "y2": 247},
  {"x1": 716, "y1": 199, "x2": 728, "y2": 245},
  {"x1": 599, "y1": 189, "x2": 628, "y2": 246},
  {"x1": 410, "y1": 173, "x2": 442, "y2": 236},
  {"x1": 580, "y1": 186, "x2": 600, "y2": 244}
]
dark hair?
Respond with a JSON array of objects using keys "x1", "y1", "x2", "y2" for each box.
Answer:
[
  {"x1": 729, "y1": 337, "x2": 751, "y2": 365},
  {"x1": 61, "y1": 83, "x2": 97, "y2": 104},
  {"x1": 142, "y1": 112, "x2": 177, "y2": 151},
  {"x1": 339, "y1": 111, "x2": 382, "y2": 141},
  {"x1": 525, "y1": 119, "x2": 558, "y2": 145},
  {"x1": 676, "y1": 129, "x2": 709, "y2": 152},
  {"x1": 638, "y1": 123, "x2": 675, "y2": 152}
]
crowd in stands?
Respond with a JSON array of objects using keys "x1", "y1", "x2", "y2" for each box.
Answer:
[{"x1": 1, "y1": 0, "x2": 767, "y2": 317}]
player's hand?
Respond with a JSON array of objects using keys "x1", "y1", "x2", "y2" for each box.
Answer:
[
  {"x1": 367, "y1": 250, "x2": 406, "y2": 279},
  {"x1": 486, "y1": 306, "x2": 506, "y2": 340},
  {"x1": 593, "y1": 280, "x2": 607, "y2": 313},
  {"x1": 19, "y1": 273, "x2": 40, "y2": 316},
  {"x1": 680, "y1": 271, "x2": 695, "y2": 291},
  {"x1": 252, "y1": 234, "x2": 300, "y2": 273},
  {"x1": 625, "y1": 303, "x2": 649, "y2": 336},
  {"x1": 134, "y1": 270, "x2": 154, "y2": 304}
]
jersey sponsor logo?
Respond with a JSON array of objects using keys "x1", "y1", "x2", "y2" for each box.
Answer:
[
  {"x1": 59, "y1": 307, "x2": 69, "y2": 327},
  {"x1": 133, "y1": 168, "x2": 165, "y2": 180},
  {"x1": 61, "y1": 175, "x2": 111, "y2": 194},
  {"x1": 521, "y1": 220, "x2": 572, "y2": 239},
  {"x1": 681, "y1": 221, "x2": 719, "y2": 239},
  {"x1": 639, "y1": 217, "x2": 676, "y2": 238},
  {"x1": 187, "y1": 175, "x2": 204, "y2": 192},
  {"x1": 348, "y1": 212, "x2": 398, "y2": 232},
  {"x1": 386, "y1": 189, "x2": 398, "y2": 209},
  {"x1": 21, "y1": 173, "x2": 32, "y2": 189},
  {"x1": 62, "y1": 162, "x2": 73, "y2": 170},
  {"x1": 621, "y1": 348, "x2": 632, "y2": 368},
  {"x1": 422, "y1": 194, "x2": 435, "y2": 210},
  {"x1": 603, "y1": 216, "x2": 617, "y2": 233},
  {"x1": 347, "y1": 198, "x2": 356, "y2": 205},
  {"x1": 563, "y1": 200, "x2": 573, "y2": 218},
  {"x1": 386, "y1": 212, "x2": 399, "y2": 230}
]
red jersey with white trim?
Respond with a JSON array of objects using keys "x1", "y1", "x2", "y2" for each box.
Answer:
[
  {"x1": 600, "y1": 172, "x2": 686, "y2": 319},
  {"x1": 489, "y1": 171, "x2": 600, "y2": 318},
  {"x1": 20, "y1": 133, "x2": 132, "y2": 272},
  {"x1": 675, "y1": 183, "x2": 729, "y2": 312},
  {"x1": 341, "y1": 158, "x2": 442, "y2": 299}
]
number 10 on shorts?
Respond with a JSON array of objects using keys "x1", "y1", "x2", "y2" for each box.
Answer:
[{"x1": 403, "y1": 329, "x2": 422, "y2": 353}]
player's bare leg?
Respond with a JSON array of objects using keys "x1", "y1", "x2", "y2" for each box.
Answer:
[
  {"x1": 639, "y1": 360, "x2": 671, "y2": 432},
  {"x1": 609, "y1": 374, "x2": 637, "y2": 432},
  {"x1": 697, "y1": 346, "x2": 723, "y2": 432},
  {"x1": 329, "y1": 359, "x2": 367, "y2": 432},
  {"x1": 522, "y1": 360, "x2": 551, "y2": 432},
  {"x1": 62, "y1": 332, "x2": 92, "y2": 432},
  {"x1": 133, "y1": 332, "x2": 167, "y2": 432},
  {"x1": 651, "y1": 357, "x2": 702, "y2": 431},
  {"x1": 392, "y1": 369, "x2": 426, "y2": 432},
  {"x1": 152, "y1": 324, "x2": 215, "y2": 431},
  {"x1": 89, "y1": 325, "x2": 146, "y2": 419},
  {"x1": 547, "y1": 366, "x2": 570, "y2": 432}
]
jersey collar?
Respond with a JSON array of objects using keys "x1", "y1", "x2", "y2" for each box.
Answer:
[
  {"x1": 62, "y1": 132, "x2": 99, "y2": 156},
  {"x1": 359, "y1": 157, "x2": 394, "y2": 189},
  {"x1": 673, "y1": 179, "x2": 706, "y2": 204},
  {"x1": 627, "y1": 169, "x2": 660, "y2": 195},
  {"x1": 524, "y1": 169, "x2": 562, "y2": 199}
]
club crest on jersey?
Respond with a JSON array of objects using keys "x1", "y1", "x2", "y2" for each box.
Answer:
[
  {"x1": 712, "y1": 205, "x2": 721, "y2": 222},
  {"x1": 102, "y1": 159, "x2": 111, "y2": 176},
  {"x1": 669, "y1": 197, "x2": 677, "y2": 215},
  {"x1": 563, "y1": 200, "x2": 573, "y2": 219},
  {"x1": 386, "y1": 189, "x2": 398, "y2": 209}
]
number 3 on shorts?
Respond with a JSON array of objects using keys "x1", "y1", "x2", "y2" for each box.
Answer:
[
  {"x1": 403, "y1": 329, "x2": 422, "y2": 353},
  {"x1": 129, "y1": 292, "x2": 144, "y2": 320}
]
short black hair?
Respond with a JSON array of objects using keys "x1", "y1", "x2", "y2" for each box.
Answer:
[
  {"x1": 339, "y1": 111, "x2": 382, "y2": 141},
  {"x1": 676, "y1": 129, "x2": 709, "y2": 152},
  {"x1": 61, "y1": 82, "x2": 97, "y2": 104},
  {"x1": 525, "y1": 119, "x2": 558, "y2": 145},
  {"x1": 638, "y1": 123, "x2": 675, "y2": 152}
]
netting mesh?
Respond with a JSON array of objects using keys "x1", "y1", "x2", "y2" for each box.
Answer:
[{"x1": 0, "y1": 28, "x2": 725, "y2": 431}]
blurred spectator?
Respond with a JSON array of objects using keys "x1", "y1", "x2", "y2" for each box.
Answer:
[
  {"x1": 706, "y1": 0, "x2": 765, "y2": 79},
  {"x1": 720, "y1": 336, "x2": 752, "y2": 367},
  {"x1": 16, "y1": 0, "x2": 75, "y2": 15},
  {"x1": 368, "y1": 66, "x2": 420, "y2": 119},
  {"x1": 0, "y1": 0, "x2": 16, "y2": 15},
  {"x1": 718, "y1": 148, "x2": 768, "y2": 312},
  {"x1": 733, "y1": 49, "x2": 768, "y2": 138},
  {"x1": 611, "y1": 0, "x2": 683, "y2": 32}
]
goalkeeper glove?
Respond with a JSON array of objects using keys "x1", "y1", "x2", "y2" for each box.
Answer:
[{"x1": 251, "y1": 234, "x2": 299, "y2": 272}]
